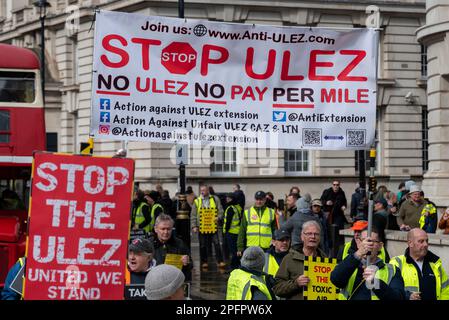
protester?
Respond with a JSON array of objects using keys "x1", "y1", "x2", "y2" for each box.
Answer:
[
  {"x1": 390, "y1": 228, "x2": 449, "y2": 300},
  {"x1": 1, "y1": 256, "x2": 25, "y2": 300},
  {"x1": 280, "y1": 194, "x2": 327, "y2": 253},
  {"x1": 143, "y1": 190, "x2": 164, "y2": 232},
  {"x1": 223, "y1": 193, "x2": 243, "y2": 269},
  {"x1": 373, "y1": 197, "x2": 388, "y2": 236},
  {"x1": 151, "y1": 214, "x2": 192, "y2": 281},
  {"x1": 398, "y1": 185, "x2": 433, "y2": 231},
  {"x1": 420, "y1": 191, "x2": 438, "y2": 233},
  {"x1": 273, "y1": 221, "x2": 327, "y2": 300},
  {"x1": 350, "y1": 183, "x2": 364, "y2": 219},
  {"x1": 385, "y1": 190, "x2": 400, "y2": 230},
  {"x1": 191, "y1": 184, "x2": 225, "y2": 269},
  {"x1": 285, "y1": 193, "x2": 299, "y2": 219},
  {"x1": 310, "y1": 199, "x2": 330, "y2": 255},
  {"x1": 337, "y1": 220, "x2": 389, "y2": 263},
  {"x1": 265, "y1": 191, "x2": 277, "y2": 210},
  {"x1": 132, "y1": 189, "x2": 151, "y2": 233},
  {"x1": 438, "y1": 207, "x2": 449, "y2": 235},
  {"x1": 320, "y1": 180, "x2": 348, "y2": 237},
  {"x1": 145, "y1": 264, "x2": 186, "y2": 300},
  {"x1": 331, "y1": 227, "x2": 405, "y2": 300},
  {"x1": 226, "y1": 246, "x2": 274, "y2": 300},
  {"x1": 237, "y1": 191, "x2": 277, "y2": 255},
  {"x1": 125, "y1": 238, "x2": 157, "y2": 285},
  {"x1": 289, "y1": 186, "x2": 300, "y2": 197},
  {"x1": 160, "y1": 190, "x2": 176, "y2": 220},
  {"x1": 263, "y1": 229, "x2": 291, "y2": 277},
  {"x1": 232, "y1": 184, "x2": 245, "y2": 211}
]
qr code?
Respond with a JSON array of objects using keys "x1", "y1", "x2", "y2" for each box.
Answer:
[
  {"x1": 347, "y1": 129, "x2": 366, "y2": 147},
  {"x1": 303, "y1": 128, "x2": 322, "y2": 146}
]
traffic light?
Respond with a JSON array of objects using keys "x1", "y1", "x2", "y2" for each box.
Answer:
[
  {"x1": 80, "y1": 137, "x2": 94, "y2": 155},
  {"x1": 369, "y1": 176, "x2": 377, "y2": 193}
]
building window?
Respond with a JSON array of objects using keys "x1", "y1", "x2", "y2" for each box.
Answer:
[
  {"x1": 46, "y1": 132, "x2": 58, "y2": 152},
  {"x1": 284, "y1": 149, "x2": 310, "y2": 175},
  {"x1": 210, "y1": 146, "x2": 237, "y2": 175},
  {"x1": 0, "y1": 110, "x2": 10, "y2": 143},
  {"x1": 422, "y1": 106, "x2": 429, "y2": 172},
  {"x1": 421, "y1": 45, "x2": 427, "y2": 77}
]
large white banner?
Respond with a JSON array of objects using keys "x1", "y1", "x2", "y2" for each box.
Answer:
[{"x1": 91, "y1": 10, "x2": 378, "y2": 150}]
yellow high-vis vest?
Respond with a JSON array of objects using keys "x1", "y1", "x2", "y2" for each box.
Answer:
[
  {"x1": 263, "y1": 252, "x2": 280, "y2": 277},
  {"x1": 338, "y1": 263, "x2": 397, "y2": 300},
  {"x1": 389, "y1": 255, "x2": 449, "y2": 300},
  {"x1": 134, "y1": 202, "x2": 150, "y2": 232},
  {"x1": 223, "y1": 204, "x2": 242, "y2": 235},
  {"x1": 226, "y1": 269, "x2": 272, "y2": 300},
  {"x1": 244, "y1": 206, "x2": 274, "y2": 250}
]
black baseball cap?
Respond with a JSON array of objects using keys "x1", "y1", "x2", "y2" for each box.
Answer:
[
  {"x1": 274, "y1": 229, "x2": 291, "y2": 240},
  {"x1": 129, "y1": 238, "x2": 154, "y2": 254},
  {"x1": 255, "y1": 191, "x2": 266, "y2": 200}
]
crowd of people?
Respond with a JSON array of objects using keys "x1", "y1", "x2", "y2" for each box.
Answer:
[{"x1": 3, "y1": 179, "x2": 449, "y2": 301}]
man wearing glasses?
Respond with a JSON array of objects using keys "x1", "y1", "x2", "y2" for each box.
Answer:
[
  {"x1": 320, "y1": 180, "x2": 348, "y2": 255},
  {"x1": 272, "y1": 220, "x2": 327, "y2": 300},
  {"x1": 330, "y1": 227, "x2": 405, "y2": 300}
]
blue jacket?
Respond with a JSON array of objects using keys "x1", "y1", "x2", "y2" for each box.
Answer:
[
  {"x1": 330, "y1": 253, "x2": 405, "y2": 300},
  {"x1": 1, "y1": 257, "x2": 25, "y2": 300}
]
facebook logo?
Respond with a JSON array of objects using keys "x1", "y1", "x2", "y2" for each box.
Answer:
[
  {"x1": 272, "y1": 111, "x2": 286, "y2": 122},
  {"x1": 100, "y1": 98, "x2": 110, "y2": 110},
  {"x1": 100, "y1": 112, "x2": 110, "y2": 123}
]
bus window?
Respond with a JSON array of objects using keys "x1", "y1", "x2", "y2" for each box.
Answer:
[
  {"x1": 0, "y1": 71, "x2": 35, "y2": 103},
  {"x1": 0, "y1": 110, "x2": 10, "y2": 143}
]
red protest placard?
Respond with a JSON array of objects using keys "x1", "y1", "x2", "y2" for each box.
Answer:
[{"x1": 24, "y1": 153, "x2": 134, "y2": 300}]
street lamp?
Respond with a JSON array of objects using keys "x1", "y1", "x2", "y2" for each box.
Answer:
[{"x1": 33, "y1": 0, "x2": 51, "y2": 105}]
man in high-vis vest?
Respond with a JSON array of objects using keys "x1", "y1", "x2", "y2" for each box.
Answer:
[
  {"x1": 263, "y1": 229, "x2": 291, "y2": 277},
  {"x1": 132, "y1": 189, "x2": 151, "y2": 233},
  {"x1": 389, "y1": 228, "x2": 449, "y2": 300},
  {"x1": 191, "y1": 184, "x2": 224, "y2": 269},
  {"x1": 226, "y1": 246, "x2": 275, "y2": 300},
  {"x1": 223, "y1": 193, "x2": 243, "y2": 270},
  {"x1": 237, "y1": 191, "x2": 277, "y2": 255},
  {"x1": 143, "y1": 190, "x2": 165, "y2": 233},
  {"x1": 337, "y1": 220, "x2": 389, "y2": 262},
  {"x1": 330, "y1": 227, "x2": 405, "y2": 300}
]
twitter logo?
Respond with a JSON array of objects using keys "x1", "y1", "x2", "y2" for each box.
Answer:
[{"x1": 272, "y1": 111, "x2": 286, "y2": 122}]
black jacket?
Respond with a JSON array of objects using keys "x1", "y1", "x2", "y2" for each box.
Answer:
[
  {"x1": 150, "y1": 234, "x2": 193, "y2": 281},
  {"x1": 331, "y1": 253, "x2": 405, "y2": 300},
  {"x1": 320, "y1": 187, "x2": 347, "y2": 223}
]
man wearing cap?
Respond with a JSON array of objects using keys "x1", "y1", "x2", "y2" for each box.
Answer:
[
  {"x1": 143, "y1": 190, "x2": 164, "y2": 233},
  {"x1": 223, "y1": 193, "x2": 243, "y2": 270},
  {"x1": 145, "y1": 264, "x2": 186, "y2": 300},
  {"x1": 191, "y1": 184, "x2": 225, "y2": 269},
  {"x1": 398, "y1": 185, "x2": 432, "y2": 231},
  {"x1": 389, "y1": 228, "x2": 449, "y2": 300},
  {"x1": 263, "y1": 229, "x2": 291, "y2": 277},
  {"x1": 337, "y1": 220, "x2": 389, "y2": 262},
  {"x1": 126, "y1": 238, "x2": 157, "y2": 285},
  {"x1": 237, "y1": 191, "x2": 277, "y2": 256},
  {"x1": 226, "y1": 246, "x2": 275, "y2": 300},
  {"x1": 331, "y1": 227, "x2": 405, "y2": 300},
  {"x1": 273, "y1": 220, "x2": 327, "y2": 300},
  {"x1": 311, "y1": 199, "x2": 330, "y2": 255}
]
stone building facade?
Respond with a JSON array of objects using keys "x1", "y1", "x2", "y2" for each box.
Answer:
[{"x1": 0, "y1": 0, "x2": 432, "y2": 204}]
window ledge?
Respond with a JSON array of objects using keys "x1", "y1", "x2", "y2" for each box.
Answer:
[
  {"x1": 377, "y1": 78, "x2": 396, "y2": 87},
  {"x1": 417, "y1": 76, "x2": 427, "y2": 88}
]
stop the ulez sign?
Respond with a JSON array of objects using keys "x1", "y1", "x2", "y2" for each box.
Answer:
[{"x1": 161, "y1": 42, "x2": 197, "y2": 74}]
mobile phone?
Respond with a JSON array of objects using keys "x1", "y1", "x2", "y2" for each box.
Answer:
[{"x1": 278, "y1": 199, "x2": 285, "y2": 209}]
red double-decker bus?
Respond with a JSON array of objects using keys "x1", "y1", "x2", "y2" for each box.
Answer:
[{"x1": 0, "y1": 43, "x2": 46, "y2": 288}]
